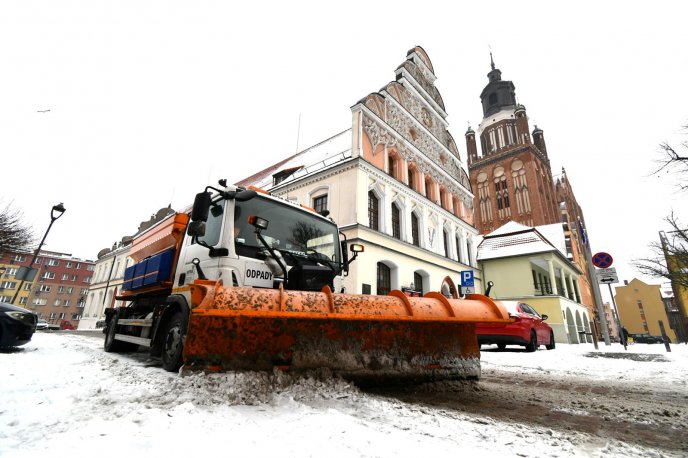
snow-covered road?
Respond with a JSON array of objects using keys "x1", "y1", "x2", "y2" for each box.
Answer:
[{"x1": 1, "y1": 332, "x2": 686, "y2": 457}]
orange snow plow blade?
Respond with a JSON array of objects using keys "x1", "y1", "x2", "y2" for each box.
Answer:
[{"x1": 183, "y1": 280, "x2": 510, "y2": 384}]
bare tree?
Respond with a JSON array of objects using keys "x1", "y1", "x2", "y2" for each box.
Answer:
[
  {"x1": 636, "y1": 124, "x2": 688, "y2": 287},
  {"x1": 653, "y1": 123, "x2": 688, "y2": 192},
  {"x1": 0, "y1": 202, "x2": 35, "y2": 254},
  {"x1": 636, "y1": 212, "x2": 688, "y2": 290}
]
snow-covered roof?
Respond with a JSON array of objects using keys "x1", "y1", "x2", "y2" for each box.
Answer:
[
  {"x1": 236, "y1": 129, "x2": 352, "y2": 190},
  {"x1": 477, "y1": 221, "x2": 567, "y2": 261}
]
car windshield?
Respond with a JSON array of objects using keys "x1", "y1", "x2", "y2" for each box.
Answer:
[{"x1": 234, "y1": 195, "x2": 340, "y2": 264}]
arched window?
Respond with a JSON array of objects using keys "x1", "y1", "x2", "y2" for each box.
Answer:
[
  {"x1": 411, "y1": 213, "x2": 420, "y2": 246},
  {"x1": 455, "y1": 235, "x2": 462, "y2": 262},
  {"x1": 368, "y1": 191, "x2": 379, "y2": 231},
  {"x1": 408, "y1": 166, "x2": 415, "y2": 191},
  {"x1": 377, "y1": 263, "x2": 391, "y2": 296},
  {"x1": 425, "y1": 176, "x2": 436, "y2": 202},
  {"x1": 391, "y1": 203, "x2": 401, "y2": 239}
]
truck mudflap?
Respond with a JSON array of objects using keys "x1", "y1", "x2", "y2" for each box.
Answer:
[{"x1": 182, "y1": 280, "x2": 510, "y2": 384}]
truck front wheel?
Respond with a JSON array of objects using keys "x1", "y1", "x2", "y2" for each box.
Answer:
[
  {"x1": 161, "y1": 312, "x2": 185, "y2": 372},
  {"x1": 104, "y1": 316, "x2": 138, "y2": 353}
]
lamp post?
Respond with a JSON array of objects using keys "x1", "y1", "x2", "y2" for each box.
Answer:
[{"x1": 11, "y1": 203, "x2": 66, "y2": 306}]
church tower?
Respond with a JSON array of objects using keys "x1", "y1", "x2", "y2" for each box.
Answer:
[{"x1": 466, "y1": 55, "x2": 559, "y2": 234}]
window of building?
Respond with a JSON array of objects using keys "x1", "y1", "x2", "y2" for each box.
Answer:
[
  {"x1": 58, "y1": 286, "x2": 65, "y2": 293},
  {"x1": 313, "y1": 195, "x2": 328, "y2": 214},
  {"x1": 5, "y1": 267, "x2": 18, "y2": 276},
  {"x1": 0, "y1": 296, "x2": 11, "y2": 303},
  {"x1": 377, "y1": 263, "x2": 391, "y2": 296},
  {"x1": 64, "y1": 300, "x2": 70, "y2": 307},
  {"x1": 411, "y1": 213, "x2": 420, "y2": 247},
  {"x1": 79, "y1": 288, "x2": 88, "y2": 295},
  {"x1": 87, "y1": 265, "x2": 95, "y2": 271},
  {"x1": 19, "y1": 297, "x2": 27, "y2": 305},
  {"x1": 71, "y1": 275, "x2": 78, "y2": 281},
  {"x1": 39, "y1": 284, "x2": 51, "y2": 292},
  {"x1": 456, "y1": 235, "x2": 462, "y2": 262},
  {"x1": 388, "y1": 154, "x2": 396, "y2": 179},
  {"x1": 61, "y1": 274, "x2": 69, "y2": 281},
  {"x1": 13, "y1": 255, "x2": 26, "y2": 262},
  {"x1": 49, "y1": 313, "x2": 56, "y2": 320},
  {"x1": 408, "y1": 166, "x2": 415, "y2": 191},
  {"x1": 443, "y1": 229, "x2": 449, "y2": 258},
  {"x1": 42, "y1": 271, "x2": 56, "y2": 280},
  {"x1": 67, "y1": 287, "x2": 73, "y2": 294},
  {"x1": 24, "y1": 283, "x2": 32, "y2": 291},
  {"x1": 414, "y1": 272, "x2": 424, "y2": 294},
  {"x1": 47, "y1": 259, "x2": 59, "y2": 267},
  {"x1": 34, "y1": 298, "x2": 47, "y2": 306},
  {"x1": 83, "y1": 277, "x2": 91, "y2": 284},
  {"x1": 66, "y1": 261, "x2": 73, "y2": 268},
  {"x1": 368, "y1": 191, "x2": 379, "y2": 231},
  {"x1": 59, "y1": 313, "x2": 65, "y2": 320},
  {"x1": 488, "y1": 92, "x2": 498, "y2": 106},
  {"x1": 54, "y1": 299, "x2": 61, "y2": 306},
  {"x1": 391, "y1": 204, "x2": 401, "y2": 239},
  {"x1": 76, "y1": 263, "x2": 81, "y2": 270},
  {"x1": 72, "y1": 313, "x2": 82, "y2": 320},
  {"x1": 1, "y1": 281, "x2": 17, "y2": 290}
]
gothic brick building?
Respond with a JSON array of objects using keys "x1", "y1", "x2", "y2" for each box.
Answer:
[{"x1": 466, "y1": 55, "x2": 559, "y2": 234}]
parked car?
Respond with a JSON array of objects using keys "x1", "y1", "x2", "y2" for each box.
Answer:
[
  {"x1": 36, "y1": 319, "x2": 49, "y2": 330},
  {"x1": 632, "y1": 333, "x2": 664, "y2": 344},
  {"x1": 476, "y1": 301, "x2": 555, "y2": 351},
  {"x1": 0, "y1": 302, "x2": 38, "y2": 347}
]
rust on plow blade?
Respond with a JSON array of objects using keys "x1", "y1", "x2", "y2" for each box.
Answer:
[{"x1": 183, "y1": 280, "x2": 510, "y2": 384}]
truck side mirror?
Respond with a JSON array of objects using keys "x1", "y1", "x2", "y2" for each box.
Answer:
[
  {"x1": 191, "y1": 192, "x2": 211, "y2": 222},
  {"x1": 187, "y1": 221, "x2": 206, "y2": 237}
]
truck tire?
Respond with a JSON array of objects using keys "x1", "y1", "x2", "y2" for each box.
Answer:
[
  {"x1": 104, "y1": 316, "x2": 139, "y2": 353},
  {"x1": 161, "y1": 312, "x2": 185, "y2": 372}
]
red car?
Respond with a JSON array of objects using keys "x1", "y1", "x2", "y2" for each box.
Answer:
[{"x1": 476, "y1": 301, "x2": 555, "y2": 351}]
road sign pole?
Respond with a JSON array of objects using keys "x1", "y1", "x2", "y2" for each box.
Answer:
[{"x1": 606, "y1": 282, "x2": 626, "y2": 350}]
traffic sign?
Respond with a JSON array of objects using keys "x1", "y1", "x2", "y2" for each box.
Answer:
[
  {"x1": 596, "y1": 267, "x2": 618, "y2": 284},
  {"x1": 460, "y1": 270, "x2": 474, "y2": 287},
  {"x1": 592, "y1": 252, "x2": 613, "y2": 268}
]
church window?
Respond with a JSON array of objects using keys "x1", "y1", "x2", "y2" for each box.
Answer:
[
  {"x1": 368, "y1": 191, "x2": 379, "y2": 231},
  {"x1": 488, "y1": 92, "x2": 498, "y2": 106},
  {"x1": 498, "y1": 127, "x2": 505, "y2": 149}
]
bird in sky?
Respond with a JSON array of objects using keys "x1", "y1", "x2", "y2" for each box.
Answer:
[{"x1": 37, "y1": 109, "x2": 51, "y2": 113}]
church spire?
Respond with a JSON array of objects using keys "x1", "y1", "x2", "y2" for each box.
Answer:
[{"x1": 490, "y1": 52, "x2": 495, "y2": 71}]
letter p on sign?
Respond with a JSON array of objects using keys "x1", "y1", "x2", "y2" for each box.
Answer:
[{"x1": 460, "y1": 270, "x2": 474, "y2": 287}]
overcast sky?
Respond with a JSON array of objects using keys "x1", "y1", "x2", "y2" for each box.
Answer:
[{"x1": 1, "y1": 1, "x2": 686, "y2": 303}]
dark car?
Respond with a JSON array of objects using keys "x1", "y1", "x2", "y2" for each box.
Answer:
[
  {"x1": 476, "y1": 301, "x2": 555, "y2": 351},
  {"x1": 632, "y1": 333, "x2": 664, "y2": 344},
  {"x1": 0, "y1": 302, "x2": 38, "y2": 347}
]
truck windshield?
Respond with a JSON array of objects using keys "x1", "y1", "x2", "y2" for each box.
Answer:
[{"x1": 234, "y1": 196, "x2": 340, "y2": 264}]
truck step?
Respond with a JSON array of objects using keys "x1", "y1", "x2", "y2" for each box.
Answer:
[
  {"x1": 117, "y1": 318, "x2": 154, "y2": 327},
  {"x1": 114, "y1": 334, "x2": 152, "y2": 347}
]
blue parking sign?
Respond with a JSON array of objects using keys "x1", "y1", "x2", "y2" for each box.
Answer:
[{"x1": 460, "y1": 270, "x2": 474, "y2": 287}]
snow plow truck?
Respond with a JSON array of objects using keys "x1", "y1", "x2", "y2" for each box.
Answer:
[{"x1": 103, "y1": 181, "x2": 509, "y2": 383}]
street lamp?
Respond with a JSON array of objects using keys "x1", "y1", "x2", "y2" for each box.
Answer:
[{"x1": 10, "y1": 203, "x2": 66, "y2": 306}]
